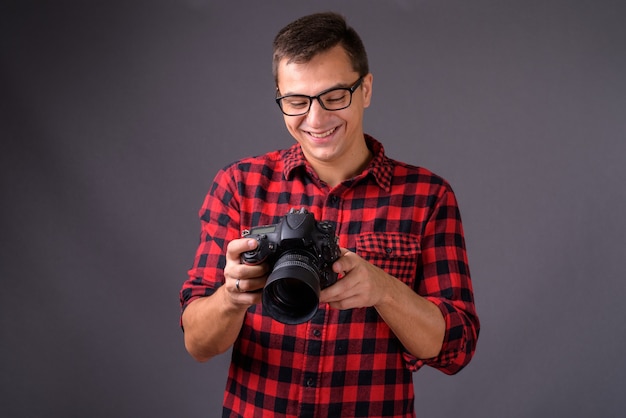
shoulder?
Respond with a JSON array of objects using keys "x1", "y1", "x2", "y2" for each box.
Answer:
[
  {"x1": 366, "y1": 135, "x2": 449, "y2": 193},
  {"x1": 209, "y1": 149, "x2": 293, "y2": 198},
  {"x1": 220, "y1": 149, "x2": 285, "y2": 174},
  {"x1": 388, "y1": 158, "x2": 450, "y2": 190}
]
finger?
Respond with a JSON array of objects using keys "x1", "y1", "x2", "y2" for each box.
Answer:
[
  {"x1": 320, "y1": 274, "x2": 351, "y2": 303},
  {"x1": 226, "y1": 264, "x2": 267, "y2": 292},
  {"x1": 235, "y1": 278, "x2": 263, "y2": 293},
  {"x1": 231, "y1": 277, "x2": 265, "y2": 294},
  {"x1": 226, "y1": 238, "x2": 258, "y2": 261},
  {"x1": 333, "y1": 249, "x2": 354, "y2": 274}
]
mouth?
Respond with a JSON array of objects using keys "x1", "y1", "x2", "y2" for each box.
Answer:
[{"x1": 307, "y1": 127, "x2": 337, "y2": 139}]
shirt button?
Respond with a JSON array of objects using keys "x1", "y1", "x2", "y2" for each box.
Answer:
[
  {"x1": 306, "y1": 378, "x2": 315, "y2": 387},
  {"x1": 313, "y1": 329, "x2": 321, "y2": 338}
]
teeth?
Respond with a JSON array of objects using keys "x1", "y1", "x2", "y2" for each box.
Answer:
[{"x1": 309, "y1": 127, "x2": 336, "y2": 138}]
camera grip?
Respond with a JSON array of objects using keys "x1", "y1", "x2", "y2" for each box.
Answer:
[{"x1": 241, "y1": 236, "x2": 274, "y2": 265}]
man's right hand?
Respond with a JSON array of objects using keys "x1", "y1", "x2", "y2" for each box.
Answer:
[
  {"x1": 182, "y1": 238, "x2": 268, "y2": 362},
  {"x1": 223, "y1": 238, "x2": 268, "y2": 305}
]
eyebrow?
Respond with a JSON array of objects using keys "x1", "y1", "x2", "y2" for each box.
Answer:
[{"x1": 278, "y1": 81, "x2": 352, "y2": 97}]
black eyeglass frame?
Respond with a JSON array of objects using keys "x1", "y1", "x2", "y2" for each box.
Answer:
[{"x1": 275, "y1": 77, "x2": 364, "y2": 116}]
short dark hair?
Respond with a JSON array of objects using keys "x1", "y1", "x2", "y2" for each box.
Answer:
[{"x1": 272, "y1": 12, "x2": 369, "y2": 85}]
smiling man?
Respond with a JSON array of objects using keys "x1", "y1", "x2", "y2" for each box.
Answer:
[
  {"x1": 180, "y1": 12, "x2": 479, "y2": 418},
  {"x1": 275, "y1": 44, "x2": 373, "y2": 187}
]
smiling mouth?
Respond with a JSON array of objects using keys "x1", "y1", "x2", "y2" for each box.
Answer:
[{"x1": 308, "y1": 127, "x2": 337, "y2": 138}]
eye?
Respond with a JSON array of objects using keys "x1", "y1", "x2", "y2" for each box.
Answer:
[
  {"x1": 322, "y1": 90, "x2": 349, "y2": 104},
  {"x1": 283, "y1": 96, "x2": 309, "y2": 109}
]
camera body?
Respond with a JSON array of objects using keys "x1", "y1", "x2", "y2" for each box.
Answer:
[{"x1": 242, "y1": 208, "x2": 340, "y2": 324}]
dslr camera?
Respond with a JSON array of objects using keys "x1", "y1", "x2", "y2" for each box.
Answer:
[{"x1": 242, "y1": 208, "x2": 341, "y2": 324}]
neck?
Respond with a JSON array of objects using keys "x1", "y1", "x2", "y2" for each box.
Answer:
[{"x1": 312, "y1": 144, "x2": 373, "y2": 188}]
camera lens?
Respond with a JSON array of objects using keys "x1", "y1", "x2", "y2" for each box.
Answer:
[{"x1": 262, "y1": 251, "x2": 321, "y2": 324}]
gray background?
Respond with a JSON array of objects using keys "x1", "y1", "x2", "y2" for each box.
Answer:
[{"x1": 1, "y1": 1, "x2": 625, "y2": 417}]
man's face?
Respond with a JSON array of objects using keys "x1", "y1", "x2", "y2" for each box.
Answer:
[{"x1": 276, "y1": 45, "x2": 373, "y2": 172}]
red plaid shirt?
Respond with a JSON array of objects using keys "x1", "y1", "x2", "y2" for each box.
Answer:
[{"x1": 180, "y1": 135, "x2": 479, "y2": 418}]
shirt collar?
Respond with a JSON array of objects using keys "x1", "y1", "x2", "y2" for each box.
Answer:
[{"x1": 282, "y1": 134, "x2": 393, "y2": 192}]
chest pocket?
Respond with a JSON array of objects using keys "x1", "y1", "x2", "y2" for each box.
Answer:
[{"x1": 356, "y1": 233, "x2": 421, "y2": 287}]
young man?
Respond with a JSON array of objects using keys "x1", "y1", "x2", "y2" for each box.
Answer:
[{"x1": 180, "y1": 12, "x2": 479, "y2": 418}]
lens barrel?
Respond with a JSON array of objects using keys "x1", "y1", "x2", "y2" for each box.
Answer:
[{"x1": 262, "y1": 251, "x2": 322, "y2": 324}]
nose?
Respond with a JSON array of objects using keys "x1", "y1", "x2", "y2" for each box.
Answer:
[{"x1": 306, "y1": 97, "x2": 328, "y2": 123}]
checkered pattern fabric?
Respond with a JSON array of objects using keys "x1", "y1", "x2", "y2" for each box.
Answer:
[{"x1": 180, "y1": 135, "x2": 479, "y2": 417}]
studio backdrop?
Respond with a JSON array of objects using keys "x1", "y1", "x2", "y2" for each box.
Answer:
[{"x1": 1, "y1": 1, "x2": 625, "y2": 417}]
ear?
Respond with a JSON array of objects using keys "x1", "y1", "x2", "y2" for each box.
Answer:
[{"x1": 361, "y1": 73, "x2": 373, "y2": 108}]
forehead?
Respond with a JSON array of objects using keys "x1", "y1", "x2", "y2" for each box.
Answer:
[{"x1": 277, "y1": 45, "x2": 358, "y2": 94}]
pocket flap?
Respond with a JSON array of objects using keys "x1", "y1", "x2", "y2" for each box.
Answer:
[{"x1": 357, "y1": 233, "x2": 421, "y2": 257}]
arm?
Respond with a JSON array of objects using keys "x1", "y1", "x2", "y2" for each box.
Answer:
[
  {"x1": 179, "y1": 164, "x2": 270, "y2": 362},
  {"x1": 320, "y1": 187, "x2": 479, "y2": 371},
  {"x1": 321, "y1": 250, "x2": 445, "y2": 359},
  {"x1": 182, "y1": 238, "x2": 267, "y2": 362}
]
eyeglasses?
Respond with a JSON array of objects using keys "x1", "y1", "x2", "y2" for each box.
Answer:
[{"x1": 275, "y1": 77, "x2": 364, "y2": 116}]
